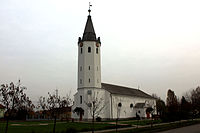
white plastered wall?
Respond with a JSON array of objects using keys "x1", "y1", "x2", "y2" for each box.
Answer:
[
  {"x1": 111, "y1": 94, "x2": 156, "y2": 119},
  {"x1": 78, "y1": 41, "x2": 101, "y2": 89},
  {"x1": 72, "y1": 88, "x2": 109, "y2": 120}
]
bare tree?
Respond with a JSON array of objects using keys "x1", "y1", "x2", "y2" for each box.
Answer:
[
  {"x1": 37, "y1": 96, "x2": 47, "y2": 110},
  {"x1": 59, "y1": 91, "x2": 73, "y2": 108},
  {"x1": 190, "y1": 86, "x2": 200, "y2": 117},
  {"x1": 59, "y1": 92, "x2": 73, "y2": 121},
  {"x1": 183, "y1": 91, "x2": 192, "y2": 103},
  {"x1": 37, "y1": 89, "x2": 72, "y2": 133},
  {"x1": 191, "y1": 87, "x2": 200, "y2": 108},
  {"x1": 0, "y1": 80, "x2": 34, "y2": 133},
  {"x1": 37, "y1": 96, "x2": 48, "y2": 119},
  {"x1": 46, "y1": 90, "x2": 60, "y2": 133},
  {"x1": 85, "y1": 91, "x2": 106, "y2": 133}
]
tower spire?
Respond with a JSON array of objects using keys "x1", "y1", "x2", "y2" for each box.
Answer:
[
  {"x1": 88, "y1": 2, "x2": 92, "y2": 16},
  {"x1": 78, "y1": 3, "x2": 100, "y2": 43},
  {"x1": 81, "y1": 2, "x2": 96, "y2": 41}
]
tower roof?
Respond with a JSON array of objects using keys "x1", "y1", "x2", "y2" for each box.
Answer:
[
  {"x1": 82, "y1": 15, "x2": 97, "y2": 41},
  {"x1": 78, "y1": 5, "x2": 101, "y2": 44}
]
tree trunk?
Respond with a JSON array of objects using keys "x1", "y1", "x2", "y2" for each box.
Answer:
[
  {"x1": 53, "y1": 116, "x2": 57, "y2": 133},
  {"x1": 5, "y1": 117, "x2": 9, "y2": 133},
  {"x1": 92, "y1": 113, "x2": 94, "y2": 133}
]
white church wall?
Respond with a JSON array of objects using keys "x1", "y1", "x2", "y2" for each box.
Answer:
[
  {"x1": 111, "y1": 94, "x2": 156, "y2": 119},
  {"x1": 78, "y1": 41, "x2": 101, "y2": 89},
  {"x1": 104, "y1": 90, "x2": 112, "y2": 119},
  {"x1": 72, "y1": 88, "x2": 108, "y2": 120},
  {"x1": 72, "y1": 92, "x2": 78, "y2": 119},
  {"x1": 84, "y1": 88, "x2": 108, "y2": 119},
  {"x1": 72, "y1": 89, "x2": 86, "y2": 119}
]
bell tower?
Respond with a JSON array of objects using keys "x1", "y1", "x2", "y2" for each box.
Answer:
[
  {"x1": 77, "y1": 8, "x2": 101, "y2": 89},
  {"x1": 72, "y1": 5, "x2": 105, "y2": 120}
]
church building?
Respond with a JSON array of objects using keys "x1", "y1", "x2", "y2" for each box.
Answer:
[{"x1": 72, "y1": 9, "x2": 156, "y2": 120}]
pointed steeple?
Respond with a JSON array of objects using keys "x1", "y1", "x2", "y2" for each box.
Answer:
[
  {"x1": 82, "y1": 15, "x2": 96, "y2": 41},
  {"x1": 78, "y1": 4, "x2": 101, "y2": 44}
]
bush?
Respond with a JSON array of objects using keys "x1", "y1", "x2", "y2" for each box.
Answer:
[{"x1": 96, "y1": 117, "x2": 102, "y2": 122}]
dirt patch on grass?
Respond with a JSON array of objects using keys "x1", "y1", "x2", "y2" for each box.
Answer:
[{"x1": 11, "y1": 123, "x2": 49, "y2": 126}]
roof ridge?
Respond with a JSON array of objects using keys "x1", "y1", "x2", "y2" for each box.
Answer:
[{"x1": 102, "y1": 82, "x2": 138, "y2": 90}]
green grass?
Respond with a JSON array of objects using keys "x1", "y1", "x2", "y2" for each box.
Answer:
[
  {"x1": 1, "y1": 119, "x2": 199, "y2": 133},
  {"x1": 0, "y1": 121, "x2": 129, "y2": 133}
]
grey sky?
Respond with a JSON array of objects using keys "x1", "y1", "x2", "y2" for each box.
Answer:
[{"x1": 0, "y1": 0, "x2": 200, "y2": 102}]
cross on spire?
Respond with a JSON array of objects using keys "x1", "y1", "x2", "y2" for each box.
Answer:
[{"x1": 88, "y1": 2, "x2": 92, "y2": 15}]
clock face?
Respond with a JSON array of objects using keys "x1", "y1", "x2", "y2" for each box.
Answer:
[
  {"x1": 96, "y1": 43, "x2": 99, "y2": 47},
  {"x1": 80, "y1": 43, "x2": 83, "y2": 47}
]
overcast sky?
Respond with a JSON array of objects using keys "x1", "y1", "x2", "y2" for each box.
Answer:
[{"x1": 1, "y1": 0, "x2": 200, "y2": 103}]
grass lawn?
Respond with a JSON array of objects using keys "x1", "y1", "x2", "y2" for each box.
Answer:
[
  {"x1": 0, "y1": 120, "x2": 129, "y2": 133},
  {"x1": 1, "y1": 119, "x2": 199, "y2": 133}
]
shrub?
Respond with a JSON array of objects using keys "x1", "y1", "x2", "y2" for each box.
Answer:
[{"x1": 96, "y1": 117, "x2": 102, "y2": 122}]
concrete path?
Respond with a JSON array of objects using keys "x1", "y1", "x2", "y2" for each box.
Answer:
[
  {"x1": 81, "y1": 119, "x2": 200, "y2": 133},
  {"x1": 157, "y1": 123, "x2": 200, "y2": 133},
  {"x1": 81, "y1": 126, "x2": 136, "y2": 133}
]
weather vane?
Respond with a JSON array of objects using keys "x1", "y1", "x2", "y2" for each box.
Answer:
[{"x1": 88, "y1": 2, "x2": 92, "y2": 15}]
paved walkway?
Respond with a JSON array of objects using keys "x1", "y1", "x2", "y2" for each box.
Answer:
[
  {"x1": 157, "y1": 123, "x2": 200, "y2": 133},
  {"x1": 81, "y1": 126, "x2": 136, "y2": 133},
  {"x1": 81, "y1": 119, "x2": 200, "y2": 133}
]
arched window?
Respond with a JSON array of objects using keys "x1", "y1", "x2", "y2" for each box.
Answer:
[
  {"x1": 89, "y1": 66, "x2": 90, "y2": 70},
  {"x1": 96, "y1": 48, "x2": 98, "y2": 54},
  {"x1": 89, "y1": 78, "x2": 90, "y2": 83},
  {"x1": 118, "y1": 103, "x2": 122, "y2": 107},
  {"x1": 80, "y1": 66, "x2": 82, "y2": 71},
  {"x1": 88, "y1": 47, "x2": 91, "y2": 53},
  {"x1": 130, "y1": 103, "x2": 133, "y2": 108},
  {"x1": 81, "y1": 48, "x2": 83, "y2": 54},
  {"x1": 80, "y1": 79, "x2": 82, "y2": 84}
]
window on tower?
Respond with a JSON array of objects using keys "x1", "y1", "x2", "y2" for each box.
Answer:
[
  {"x1": 96, "y1": 48, "x2": 98, "y2": 54},
  {"x1": 81, "y1": 48, "x2": 83, "y2": 54},
  {"x1": 89, "y1": 78, "x2": 90, "y2": 83},
  {"x1": 80, "y1": 66, "x2": 82, "y2": 71},
  {"x1": 80, "y1": 79, "x2": 82, "y2": 84},
  {"x1": 89, "y1": 66, "x2": 90, "y2": 70},
  {"x1": 80, "y1": 96, "x2": 82, "y2": 104},
  {"x1": 88, "y1": 47, "x2": 91, "y2": 53}
]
